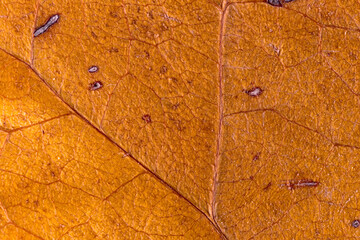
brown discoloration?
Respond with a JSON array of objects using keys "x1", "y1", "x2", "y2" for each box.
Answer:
[
  {"x1": 142, "y1": 114, "x2": 152, "y2": 123},
  {"x1": 253, "y1": 152, "x2": 261, "y2": 161},
  {"x1": 263, "y1": 182, "x2": 272, "y2": 191}
]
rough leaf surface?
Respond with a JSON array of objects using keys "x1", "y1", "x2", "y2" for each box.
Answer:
[{"x1": 1, "y1": 0, "x2": 360, "y2": 239}]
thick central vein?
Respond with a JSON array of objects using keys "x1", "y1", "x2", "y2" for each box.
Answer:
[{"x1": 210, "y1": 0, "x2": 228, "y2": 228}]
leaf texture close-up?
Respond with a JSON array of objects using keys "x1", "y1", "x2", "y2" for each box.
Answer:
[{"x1": 1, "y1": 0, "x2": 360, "y2": 239}]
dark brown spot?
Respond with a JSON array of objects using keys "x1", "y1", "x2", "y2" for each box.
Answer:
[
  {"x1": 244, "y1": 87, "x2": 263, "y2": 97},
  {"x1": 110, "y1": 12, "x2": 118, "y2": 18},
  {"x1": 144, "y1": 51, "x2": 150, "y2": 59},
  {"x1": 42, "y1": 130, "x2": 45, "y2": 134},
  {"x1": 147, "y1": 11, "x2": 154, "y2": 19},
  {"x1": 352, "y1": 219, "x2": 360, "y2": 228},
  {"x1": 263, "y1": 182, "x2": 272, "y2": 191},
  {"x1": 109, "y1": 47, "x2": 119, "y2": 53},
  {"x1": 168, "y1": 77, "x2": 177, "y2": 83},
  {"x1": 50, "y1": 171, "x2": 55, "y2": 177},
  {"x1": 160, "y1": 66, "x2": 168, "y2": 74},
  {"x1": 142, "y1": 114, "x2": 152, "y2": 123},
  {"x1": 91, "y1": 31, "x2": 98, "y2": 39},
  {"x1": 33, "y1": 200, "x2": 39, "y2": 207},
  {"x1": 89, "y1": 81, "x2": 103, "y2": 91},
  {"x1": 172, "y1": 103, "x2": 180, "y2": 110},
  {"x1": 253, "y1": 152, "x2": 261, "y2": 161},
  {"x1": 249, "y1": 176, "x2": 254, "y2": 180}
]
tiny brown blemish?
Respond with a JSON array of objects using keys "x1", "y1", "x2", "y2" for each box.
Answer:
[
  {"x1": 142, "y1": 114, "x2": 152, "y2": 123},
  {"x1": 244, "y1": 87, "x2": 263, "y2": 97},
  {"x1": 42, "y1": 130, "x2": 45, "y2": 134},
  {"x1": 253, "y1": 152, "x2": 261, "y2": 161},
  {"x1": 160, "y1": 66, "x2": 168, "y2": 74},
  {"x1": 351, "y1": 219, "x2": 360, "y2": 228},
  {"x1": 109, "y1": 47, "x2": 119, "y2": 53},
  {"x1": 144, "y1": 51, "x2": 150, "y2": 59},
  {"x1": 89, "y1": 81, "x2": 103, "y2": 91},
  {"x1": 263, "y1": 182, "x2": 272, "y2": 191},
  {"x1": 249, "y1": 175, "x2": 254, "y2": 180},
  {"x1": 50, "y1": 171, "x2": 55, "y2": 177},
  {"x1": 172, "y1": 103, "x2": 180, "y2": 110}
]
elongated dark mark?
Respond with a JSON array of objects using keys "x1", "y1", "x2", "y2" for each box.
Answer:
[
  {"x1": 253, "y1": 152, "x2": 261, "y2": 161},
  {"x1": 267, "y1": 0, "x2": 296, "y2": 7},
  {"x1": 280, "y1": 179, "x2": 319, "y2": 190},
  {"x1": 244, "y1": 87, "x2": 263, "y2": 97},
  {"x1": 352, "y1": 219, "x2": 360, "y2": 228},
  {"x1": 34, "y1": 14, "x2": 60, "y2": 37},
  {"x1": 88, "y1": 66, "x2": 99, "y2": 73},
  {"x1": 263, "y1": 182, "x2": 272, "y2": 191},
  {"x1": 89, "y1": 81, "x2": 103, "y2": 91}
]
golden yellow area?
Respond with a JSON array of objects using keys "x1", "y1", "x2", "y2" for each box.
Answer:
[{"x1": 1, "y1": 0, "x2": 360, "y2": 239}]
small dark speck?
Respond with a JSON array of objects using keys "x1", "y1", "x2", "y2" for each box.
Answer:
[
  {"x1": 142, "y1": 114, "x2": 152, "y2": 123},
  {"x1": 88, "y1": 66, "x2": 99, "y2": 73},
  {"x1": 244, "y1": 87, "x2": 263, "y2": 97},
  {"x1": 253, "y1": 152, "x2": 261, "y2": 161},
  {"x1": 263, "y1": 182, "x2": 272, "y2": 191},
  {"x1": 89, "y1": 81, "x2": 103, "y2": 91},
  {"x1": 160, "y1": 66, "x2": 168, "y2": 74},
  {"x1": 352, "y1": 219, "x2": 360, "y2": 228}
]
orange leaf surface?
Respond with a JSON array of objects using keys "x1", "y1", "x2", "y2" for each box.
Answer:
[{"x1": 1, "y1": 0, "x2": 360, "y2": 239}]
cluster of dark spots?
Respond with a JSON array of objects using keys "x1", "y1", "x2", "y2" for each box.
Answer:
[
  {"x1": 160, "y1": 66, "x2": 168, "y2": 74},
  {"x1": 147, "y1": 11, "x2": 154, "y2": 19},
  {"x1": 34, "y1": 14, "x2": 60, "y2": 37},
  {"x1": 352, "y1": 219, "x2": 360, "y2": 228},
  {"x1": 109, "y1": 11, "x2": 118, "y2": 18},
  {"x1": 109, "y1": 47, "x2": 119, "y2": 53},
  {"x1": 88, "y1": 66, "x2": 99, "y2": 73},
  {"x1": 89, "y1": 81, "x2": 103, "y2": 91},
  {"x1": 267, "y1": 0, "x2": 296, "y2": 7},
  {"x1": 142, "y1": 114, "x2": 152, "y2": 123},
  {"x1": 244, "y1": 87, "x2": 263, "y2": 97},
  {"x1": 172, "y1": 103, "x2": 180, "y2": 110}
]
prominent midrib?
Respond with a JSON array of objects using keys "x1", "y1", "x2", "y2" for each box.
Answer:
[{"x1": 210, "y1": 0, "x2": 228, "y2": 233}]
